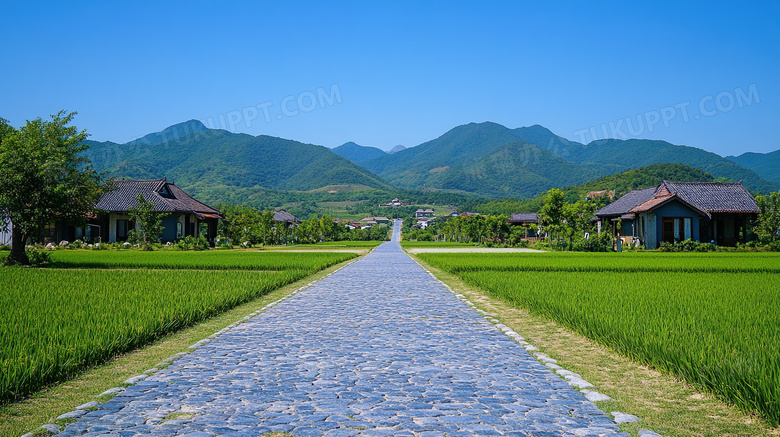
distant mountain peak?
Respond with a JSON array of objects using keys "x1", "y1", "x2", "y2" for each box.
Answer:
[
  {"x1": 388, "y1": 145, "x2": 406, "y2": 154},
  {"x1": 127, "y1": 119, "x2": 209, "y2": 146},
  {"x1": 332, "y1": 141, "x2": 388, "y2": 165}
]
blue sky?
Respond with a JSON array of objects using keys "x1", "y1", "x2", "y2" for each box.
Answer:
[{"x1": 2, "y1": 1, "x2": 778, "y2": 156}]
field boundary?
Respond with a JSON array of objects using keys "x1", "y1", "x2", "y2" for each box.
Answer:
[
  {"x1": 407, "y1": 253, "x2": 776, "y2": 437},
  {"x1": 0, "y1": 255, "x2": 364, "y2": 437}
]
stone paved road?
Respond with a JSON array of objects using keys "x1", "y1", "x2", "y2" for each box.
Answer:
[{"x1": 56, "y1": 220, "x2": 625, "y2": 437}]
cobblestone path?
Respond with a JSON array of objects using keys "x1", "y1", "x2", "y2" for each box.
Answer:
[{"x1": 56, "y1": 221, "x2": 625, "y2": 437}]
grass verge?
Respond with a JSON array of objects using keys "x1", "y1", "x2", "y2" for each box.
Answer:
[
  {"x1": 0, "y1": 256, "x2": 359, "y2": 437},
  {"x1": 409, "y1": 253, "x2": 778, "y2": 437}
]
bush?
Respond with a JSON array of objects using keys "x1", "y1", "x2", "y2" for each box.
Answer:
[
  {"x1": 574, "y1": 232, "x2": 613, "y2": 252},
  {"x1": 69, "y1": 239, "x2": 84, "y2": 249},
  {"x1": 175, "y1": 235, "x2": 210, "y2": 251},
  {"x1": 25, "y1": 248, "x2": 51, "y2": 266},
  {"x1": 659, "y1": 239, "x2": 719, "y2": 252}
]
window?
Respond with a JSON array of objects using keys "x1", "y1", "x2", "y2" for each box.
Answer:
[
  {"x1": 117, "y1": 219, "x2": 129, "y2": 241},
  {"x1": 662, "y1": 217, "x2": 692, "y2": 242}
]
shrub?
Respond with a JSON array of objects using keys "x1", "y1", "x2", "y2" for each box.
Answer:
[{"x1": 25, "y1": 248, "x2": 50, "y2": 266}]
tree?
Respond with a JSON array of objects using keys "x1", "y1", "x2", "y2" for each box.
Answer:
[
  {"x1": 562, "y1": 200, "x2": 597, "y2": 250},
  {"x1": 128, "y1": 194, "x2": 168, "y2": 249},
  {"x1": 538, "y1": 188, "x2": 566, "y2": 245},
  {"x1": 0, "y1": 112, "x2": 105, "y2": 265},
  {"x1": 754, "y1": 191, "x2": 780, "y2": 244}
]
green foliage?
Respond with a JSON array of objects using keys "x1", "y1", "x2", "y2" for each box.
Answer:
[
  {"x1": 129, "y1": 194, "x2": 168, "y2": 248},
  {"x1": 420, "y1": 252, "x2": 780, "y2": 425},
  {"x1": 754, "y1": 191, "x2": 780, "y2": 244},
  {"x1": 0, "y1": 112, "x2": 105, "y2": 265},
  {"x1": 22, "y1": 248, "x2": 50, "y2": 267},
  {"x1": 175, "y1": 234, "x2": 210, "y2": 251},
  {"x1": 0, "y1": 250, "x2": 356, "y2": 402},
  {"x1": 659, "y1": 239, "x2": 719, "y2": 252}
]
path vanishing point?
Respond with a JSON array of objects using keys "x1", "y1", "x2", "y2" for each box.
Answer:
[{"x1": 53, "y1": 220, "x2": 627, "y2": 437}]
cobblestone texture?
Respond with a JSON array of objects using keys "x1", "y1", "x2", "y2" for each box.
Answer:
[{"x1": 55, "y1": 221, "x2": 625, "y2": 436}]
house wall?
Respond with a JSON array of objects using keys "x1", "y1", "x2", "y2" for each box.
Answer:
[
  {"x1": 640, "y1": 200, "x2": 702, "y2": 249},
  {"x1": 0, "y1": 218, "x2": 11, "y2": 245},
  {"x1": 161, "y1": 215, "x2": 179, "y2": 242}
]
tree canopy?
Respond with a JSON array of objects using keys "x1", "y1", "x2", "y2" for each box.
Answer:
[{"x1": 0, "y1": 111, "x2": 105, "y2": 265}]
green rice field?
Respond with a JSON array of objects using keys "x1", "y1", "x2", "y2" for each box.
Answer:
[
  {"x1": 0, "y1": 250, "x2": 357, "y2": 403},
  {"x1": 418, "y1": 252, "x2": 780, "y2": 426}
]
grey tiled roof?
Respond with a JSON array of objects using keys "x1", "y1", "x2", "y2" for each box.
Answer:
[
  {"x1": 273, "y1": 209, "x2": 300, "y2": 224},
  {"x1": 595, "y1": 181, "x2": 759, "y2": 218},
  {"x1": 95, "y1": 179, "x2": 220, "y2": 216},
  {"x1": 661, "y1": 181, "x2": 759, "y2": 213},
  {"x1": 594, "y1": 187, "x2": 656, "y2": 218},
  {"x1": 508, "y1": 212, "x2": 539, "y2": 223}
]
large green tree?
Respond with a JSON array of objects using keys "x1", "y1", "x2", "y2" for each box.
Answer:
[{"x1": 0, "y1": 112, "x2": 104, "y2": 265}]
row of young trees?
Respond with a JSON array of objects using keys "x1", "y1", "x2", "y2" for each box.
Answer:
[
  {"x1": 218, "y1": 205, "x2": 389, "y2": 246},
  {"x1": 403, "y1": 189, "x2": 613, "y2": 251}
]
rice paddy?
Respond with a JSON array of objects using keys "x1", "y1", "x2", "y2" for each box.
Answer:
[
  {"x1": 0, "y1": 250, "x2": 356, "y2": 403},
  {"x1": 417, "y1": 252, "x2": 780, "y2": 426}
]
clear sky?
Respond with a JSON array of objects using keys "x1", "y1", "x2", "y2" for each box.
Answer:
[{"x1": 2, "y1": 1, "x2": 779, "y2": 156}]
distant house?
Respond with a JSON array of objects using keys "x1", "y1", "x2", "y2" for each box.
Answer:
[
  {"x1": 75, "y1": 178, "x2": 222, "y2": 244},
  {"x1": 595, "y1": 181, "x2": 759, "y2": 249},
  {"x1": 415, "y1": 208, "x2": 434, "y2": 218},
  {"x1": 360, "y1": 216, "x2": 390, "y2": 225},
  {"x1": 413, "y1": 217, "x2": 435, "y2": 229},
  {"x1": 585, "y1": 190, "x2": 615, "y2": 201},
  {"x1": 379, "y1": 198, "x2": 408, "y2": 207},
  {"x1": 507, "y1": 212, "x2": 539, "y2": 240},
  {"x1": 273, "y1": 209, "x2": 300, "y2": 226}
]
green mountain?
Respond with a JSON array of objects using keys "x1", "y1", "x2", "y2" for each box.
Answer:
[
  {"x1": 84, "y1": 121, "x2": 391, "y2": 194},
  {"x1": 467, "y1": 163, "x2": 718, "y2": 215},
  {"x1": 363, "y1": 122, "x2": 776, "y2": 197},
  {"x1": 558, "y1": 138, "x2": 775, "y2": 193},
  {"x1": 727, "y1": 150, "x2": 780, "y2": 187},
  {"x1": 332, "y1": 142, "x2": 388, "y2": 165}
]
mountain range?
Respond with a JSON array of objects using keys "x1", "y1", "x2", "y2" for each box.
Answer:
[{"x1": 84, "y1": 120, "x2": 778, "y2": 206}]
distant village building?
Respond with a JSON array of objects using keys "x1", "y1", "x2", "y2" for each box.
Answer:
[
  {"x1": 379, "y1": 198, "x2": 409, "y2": 207},
  {"x1": 273, "y1": 209, "x2": 300, "y2": 226},
  {"x1": 359, "y1": 216, "x2": 390, "y2": 226},
  {"x1": 586, "y1": 190, "x2": 615, "y2": 201},
  {"x1": 413, "y1": 217, "x2": 435, "y2": 229},
  {"x1": 415, "y1": 208, "x2": 435, "y2": 218},
  {"x1": 508, "y1": 212, "x2": 539, "y2": 240},
  {"x1": 594, "y1": 181, "x2": 759, "y2": 249}
]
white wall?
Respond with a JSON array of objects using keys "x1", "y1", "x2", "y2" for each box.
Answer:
[{"x1": 0, "y1": 218, "x2": 11, "y2": 245}]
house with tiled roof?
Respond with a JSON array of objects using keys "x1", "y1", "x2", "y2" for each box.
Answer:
[
  {"x1": 43, "y1": 178, "x2": 221, "y2": 244},
  {"x1": 359, "y1": 216, "x2": 390, "y2": 226},
  {"x1": 507, "y1": 212, "x2": 539, "y2": 240},
  {"x1": 594, "y1": 180, "x2": 759, "y2": 249},
  {"x1": 272, "y1": 209, "x2": 300, "y2": 225}
]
